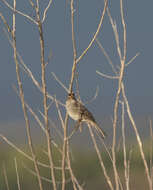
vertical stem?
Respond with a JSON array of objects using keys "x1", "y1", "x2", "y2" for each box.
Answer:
[
  {"x1": 121, "y1": 83, "x2": 152, "y2": 190},
  {"x1": 12, "y1": 1, "x2": 43, "y2": 190},
  {"x1": 111, "y1": 0, "x2": 127, "y2": 188},
  {"x1": 62, "y1": 1, "x2": 77, "y2": 190},
  {"x1": 3, "y1": 165, "x2": 10, "y2": 190},
  {"x1": 121, "y1": 101, "x2": 130, "y2": 190},
  {"x1": 69, "y1": 0, "x2": 77, "y2": 93},
  {"x1": 63, "y1": 1, "x2": 107, "y2": 189},
  {"x1": 14, "y1": 158, "x2": 21, "y2": 190},
  {"x1": 112, "y1": 60, "x2": 125, "y2": 190},
  {"x1": 35, "y1": 4, "x2": 57, "y2": 190}
]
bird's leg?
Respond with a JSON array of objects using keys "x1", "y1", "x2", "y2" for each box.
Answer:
[
  {"x1": 75, "y1": 119, "x2": 82, "y2": 131},
  {"x1": 79, "y1": 123, "x2": 83, "y2": 132},
  {"x1": 67, "y1": 119, "x2": 82, "y2": 140},
  {"x1": 78, "y1": 112, "x2": 84, "y2": 132}
]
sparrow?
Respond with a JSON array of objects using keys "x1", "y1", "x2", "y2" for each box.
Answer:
[{"x1": 66, "y1": 92, "x2": 107, "y2": 139}]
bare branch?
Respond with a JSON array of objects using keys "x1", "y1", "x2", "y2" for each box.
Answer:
[
  {"x1": 35, "y1": 3, "x2": 57, "y2": 189},
  {"x1": 84, "y1": 86, "x2": 99, "y2": 105},
  {"x1": 96, "y1": 38, "x2": 117, "y2": 74},
  {"x1": 39, "y1": 110, "x2": 63, "y2": 140},
  {"x1": 120, "y1": 101, "x2": 130, "y2": 190},
  {"x1": 12, "y1": 0, "x2": 43, "y2": 189},
  {"x1": 22, "y1": 163, "x2": 65, "y2": 184},
  {"x1": 125, "y1": 52, "x2": 140, "y2": 66},
  {"x1": 51, "y1": 72, "x2": 69, "y2": 93},
  {"x1": 76, "y1": 0, "x2": 108, "y2": 64},
  {"x1": 42, "y1": 0, "x2": 53, "y2": 23},
  {"x1": 1, "y1": 0, "x2": 37, "y2": 24},
  {"x1": 88, "y1": 124, "x2": 114, "y2": 190},
  {"x1": 0, "y1": 134, "x2": 50, "y2": 169},
  {"x1": 96, "y1": 70, "x2": 119, "y2": 79},
  {"x1": 54, "y1": 96, "x2": 65, "y2": 130},
  {"x1": 107, "y1": 9, "x2": 122, "y2": 61},
  {"x1": 120, "y1": 0, "x2": 127, "y2": 61},
  {"x1": 66, "y1": 140, "x2": 84, "y2": 190},
  {"x1": 0, "y1": 12, "x2": 12, "y2": 35},
  {"x1": 121, "y1": 83, "x2": 152, "y2": 189},
  {"x1": 14, "y1": 158, "x2": 21, "y2": 190},
  {"x1": 3, "y1": 164, "x2": 10, "y2": 190}
]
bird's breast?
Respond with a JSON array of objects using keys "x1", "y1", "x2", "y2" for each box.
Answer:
[{"x1": 66, "y1": 99, "x2": 80, "y2": 120}]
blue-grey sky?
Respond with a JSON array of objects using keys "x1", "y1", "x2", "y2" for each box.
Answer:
[{"x1": 0, "y1": 0, "x2": 153, "y2": 137}]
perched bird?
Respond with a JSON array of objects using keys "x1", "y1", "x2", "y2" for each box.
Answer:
[{"x1": 66, "y1": 92, "x2": 107, "y2": 139}]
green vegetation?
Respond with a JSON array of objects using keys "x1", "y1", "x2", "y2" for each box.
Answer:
[{"x1": 0, "y1": 141, "x2": 152, "y2": 190}]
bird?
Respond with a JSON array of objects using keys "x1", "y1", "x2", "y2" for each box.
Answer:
[{"x1": 66, "y1": 92, "x2": 107, "y2": 139}]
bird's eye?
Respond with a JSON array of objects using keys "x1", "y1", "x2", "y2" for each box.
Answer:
[{"x1": 68, "y1": 92, "x2": 74, "y2": 97}]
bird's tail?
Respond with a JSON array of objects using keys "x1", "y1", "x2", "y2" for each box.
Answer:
[{"x1": 91, "y1": 121, "x2": 107, "y2": 139}]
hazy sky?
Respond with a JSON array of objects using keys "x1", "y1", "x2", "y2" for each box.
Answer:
[{"x1": 0, "y1": 0, "x2": 153, "y2": 128}]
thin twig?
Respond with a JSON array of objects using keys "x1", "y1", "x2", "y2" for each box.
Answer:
[
  {"x1": 88, "y1": 124, "x2": 114, "y2": 190},
  {"x1": 120, "y1": 101, "x2": 130, "y2": 190},
  {"x1": 42, "y1": 0, "x2": 53, "y2": 23},
  {"x1": 23, "y1": 163, "x2": 68, "y2": 184},
  {"x1": 125, "y1": 52, "x2": 140, "y2": 66},
  {"x1": 149, "y1": 119, "x2": 153, "y2": 187},
  {"x1": 84, "y1": 86, "x2": 99, "y2": 105},
  {"x1": 96, "y1": 38, "x2": 117, "y2": 74},
  {"x1": 39, "y1": 110, "x2": 63, "y2": 140},
  {"x1": 76, "y1": 0, "x2": 108, "y2": 64},
  {"x1": 54, "y1": 96, "x2": 65, "y2": 130},
  {"x1": 1, "y1": 0, "x2": 37, "y2": 24},
  {"x1": 75, "y1": 71, "x2": 82, "y2": 102},
  {"x1": 96, "y1": 70, "x2": 119, "y2": 79},
  {"x1": 0, "y1": 12, "x2": 12, "y2": 35},
  {"x1": 51, "y1": 72, "x2": 69, "y2": 93},
  {"x1": 3, "y1": 164, "x2": 10, "y2": 190},
  {"x1": 66, "y1": 140, "x2": 84, "y2": 190},
  {"x1": 0, "y1": 134, "x2": 51, "y2": 168},
  {"x1": 120, "y1": 0, "x2": 127, "y2": 61},
  {"x1": 107, "y1": 9, "x2": 122, "y2": 61},
  {"x1": 14, "y1": 158, "x2": 21, "y2": 190}
]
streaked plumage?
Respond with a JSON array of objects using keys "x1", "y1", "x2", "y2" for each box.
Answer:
[{"x1": 66, "y1": 93, "x2": 107, "y2": 139}]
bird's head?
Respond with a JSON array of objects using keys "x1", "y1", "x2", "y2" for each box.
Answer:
[{"x1": 67, "y1": 92, "x2": 76, "y2": 100}]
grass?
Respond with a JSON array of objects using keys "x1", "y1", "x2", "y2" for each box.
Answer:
[{"x1": 0, "y1": 140, "x2": 152, "y2": 190}]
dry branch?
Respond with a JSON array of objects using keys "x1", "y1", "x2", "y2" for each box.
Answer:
[{"x1": 12, "y1": 1, "x2": 43, "y2": 189}]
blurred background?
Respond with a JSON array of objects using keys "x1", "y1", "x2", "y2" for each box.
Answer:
[
  {"x1": 0, "y1": 0, "x2": 153, "y2": 189},
  {"x1": 0, "y1": 0, "x2": 152, "y2": 142}
]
